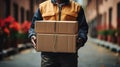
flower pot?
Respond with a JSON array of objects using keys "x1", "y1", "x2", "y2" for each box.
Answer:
[
  {"x1": 107, "y1": 35, "x2": 113, "y2": 42},
  {"x1": 98, "y1": 35, "x2": 103, "y2": 40},
  {"x1": 117, "y1": 36, "x2": 120, "y2": 46}
]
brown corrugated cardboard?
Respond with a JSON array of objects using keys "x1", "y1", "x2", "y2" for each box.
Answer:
[
  {"x1": 35, "y1": 21, "x2": 78, "y2": 34},
  {"x1": 56, "y1": 21, "x2": 78, "y2": 34},
  {"x1": 36, "y1": 34, "x2": 77, "y2": 53},
  {"x1": 35, "y1": 21, "x2": 55, "y2": 34}
]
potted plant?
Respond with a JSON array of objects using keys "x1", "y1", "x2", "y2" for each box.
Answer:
[
  {"x1": 116, "y1": 30, "x2": 120, "y2": 46},
  {"x1": 98, "y1": 30, "x2": 108, "y2": 40},
  {"x1": 107, "y1": 29, "x2": 116, "y2": 42},
  {"x1": 21, "y1": 21, "x2": 31, "y2": 43}
]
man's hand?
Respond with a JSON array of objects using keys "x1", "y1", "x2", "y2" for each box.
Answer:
[
  {"x1": 31, "y1": 36, "x2": 37, "y2": 48},
  {"x1": 76, "y1": 38, "x2": 83, "y2": 50},
  {"x1": 77, "y1": 38, "x2": 82, "y2": 43}
]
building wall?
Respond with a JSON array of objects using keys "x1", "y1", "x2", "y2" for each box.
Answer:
[
  {"x1": 33, "y1": 0, "x2": 45, "y2": 12},
  {"x1": 0, "y1": 0, "x2": 32, "y2": 23},
  {"x1": 10, "y1": 0, "x2": 30, "y2": 22},
  {"x1": 86, "y1": 0, "x2": 120, "y2": 29},
  {"x1": 86, "y1": 0, "x2": 97, "y2": 22},
  {"x1": 99, "y1": 0, "x2": 120, "y2": 29},
  {"x1": 83, "y1": 0, "x2": 88, "y2": 7},
  {"x1": 0, "y1": 0, "x2": 7, "y2": 19}
]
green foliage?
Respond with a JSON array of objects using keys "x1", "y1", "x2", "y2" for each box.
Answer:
[
  {"x1": 115, "y1": 30, "x2": 120, "y2": 36},
  {"x1": 98, "y1": 30, "x2": 108, "y2": 36},
  {"x1": 17, "y1": 33, "x2": 28, "y2": 40},
  {"x1": 107, "y1": 29, "x2": 116, "y2": 36},
  {"x1": 98, "y1": 29, "x2": 116, "y2": 36}
]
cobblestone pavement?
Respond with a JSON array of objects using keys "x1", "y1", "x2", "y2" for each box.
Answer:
[{"x1": 0, "y1": 41, "x2": 120, "y2": 67}]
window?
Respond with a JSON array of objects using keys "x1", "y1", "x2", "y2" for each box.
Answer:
[
  {"x1": 5, "y1": 0, "x2": 11, "y2": 17},
  {"x1": 99, "y1": 0, "x2": 103, "y2": 5},
  {"x1": 118, "y1": 2, "x2": 120, "y2": 18},
  {"x1": 104, "y1": 12, "x2": 107, "y2": 23},
  {"x1": 109, "y1": 8, "x2": 112, "y2": 28},
  {"x1": 88, "y1": 0, "x2": 92, "y2": 4},
  {"x1": 30, "y1": 0, "x2": 34, "y2": 20},
  {"x1": 13, "y1": 3, "x2": 18, "y2": 21},
  {"x1": 117, "y1": 2, "x2": 120, "y2": 29},
  {"x1": 21, "y1": 7, "x2": 24, "y2": 23}
]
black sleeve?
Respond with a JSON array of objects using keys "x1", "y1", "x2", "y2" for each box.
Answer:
[
  {"x1": 77, "y1": 7, "x2": 89, "y2": 47},
  {"x1": 28, "y1": 8, "x2": 43, "y2": 38}
]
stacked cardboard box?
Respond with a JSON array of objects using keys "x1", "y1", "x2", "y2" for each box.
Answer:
[{"x1": 35, "y1": 21, "x2": 78, "y2": 53}]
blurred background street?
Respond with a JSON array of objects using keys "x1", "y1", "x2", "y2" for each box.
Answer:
[
  {"x1": 0, "y1": 40, "x2": 120, "y2": 67},
  {"x1": 0, "y1": 0, "x2": 120, "y2": 67}
]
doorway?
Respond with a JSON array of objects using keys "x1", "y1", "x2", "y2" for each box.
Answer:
[{"x1": 117, "y1": 2, "x2": 120, "y2": 29}]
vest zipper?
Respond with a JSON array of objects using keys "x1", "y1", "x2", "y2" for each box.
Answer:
[
  {"x1": 58, "y1": 4, "x2": 62, "y2": 21},
  {"x1": 57, "y1": 4, "x2": 63, "y2": 21},
  {"x1": 54, "y1": 4, "x2": 63, "y2": 32}
]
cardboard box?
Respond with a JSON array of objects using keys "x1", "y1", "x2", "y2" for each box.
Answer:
[
  {"x1": 35, "y1": 21, "x2": 78, "y2": 34},
  {"x1": 35, "y1": 21, "x2": 55, "y2": 34},
  {"x1": 36, "y1": 34, "x2": 77, "y2": 53},
  {"x1": 56, "y1": 21, "x2": 78, "y2": 34}
]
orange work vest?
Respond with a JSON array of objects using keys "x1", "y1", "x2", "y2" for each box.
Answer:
[{"x1": 39, "y1": 0, "x2": 81, "y2": 21}]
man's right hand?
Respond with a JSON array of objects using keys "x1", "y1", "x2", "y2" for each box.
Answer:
[{"x1": 31, "y1": 36, "x2": 37, "y2": 48}]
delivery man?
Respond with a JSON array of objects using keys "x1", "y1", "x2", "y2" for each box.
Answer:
[{"x1": 29, "y1": 0, "x2": 88, "y2": 67}]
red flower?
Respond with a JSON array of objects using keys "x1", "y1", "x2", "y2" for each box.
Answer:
[
  {"x1": 1, "y1": 16, "x2": 15, "y2": 28},
  {"x1": 0, "y1": 19, "x2": 2, "y2": 27},
  {"x1": 96, "y1": 24, "x2": 103, "y2": 31},
  {"x1": 96, "y1": 23, "x2": 107, "y2": 31},
  {"x1": 4, "y1": 27, "x2": 10, "y2": 35},
  {"x1": 4, "y1": 16, "x2": 15, "y2": 24},
  {"x1": 10, "y1": 21, "x2": 21, "y2": 31},
  {"x1": 118, "y1": 18, "x2": 120, "y2": 23},
  {"x1": 0, "y1": 19, "x2": 5, "y2": 27},
  {"x1": 21, "y1": 21, "x2": 31, "y2": 33}
]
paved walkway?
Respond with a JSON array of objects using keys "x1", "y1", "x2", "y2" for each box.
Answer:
[{"x1": 0, "y1": 41, "x2": 120, "y2": 67}]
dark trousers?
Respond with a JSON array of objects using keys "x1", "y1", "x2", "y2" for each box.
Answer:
[{"x1": 41, "y1": 52, "x2": 78, "y2": 67}]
